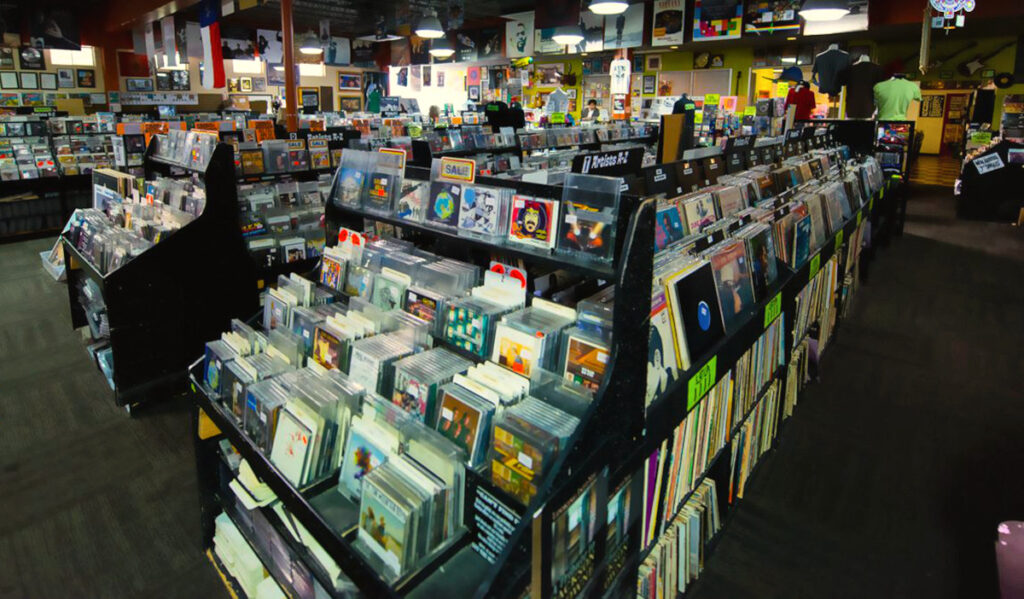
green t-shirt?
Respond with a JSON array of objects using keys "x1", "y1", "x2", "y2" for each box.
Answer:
[{"x1": 873, "y1": 78, "x2": 922, "y2": 121}]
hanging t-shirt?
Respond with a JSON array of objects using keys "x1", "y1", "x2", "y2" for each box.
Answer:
[
  {"x1": 786, "y1": 85, "x2": 816, "y2": 121},
  {"x1": 545, "y1": 88, "x2": 569, "y2": 115},
  {"x1": 844, "y1": 61, "x2": 886, "y2": 119},
  {"x1": 812, "y1": 49, "x2": 851, "y2": 96},
  {"x1": 873, "y1": 78, "x2": 922, "y2": 121}
]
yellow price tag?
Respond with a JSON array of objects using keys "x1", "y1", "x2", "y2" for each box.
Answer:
[
  {"x1": 743, "y1": 106, "x2": 757, "y2": 116},
  {"x1": 764, "y1": 293, "x2": 782, "y2": 328},
  {"x1": 834, "y1": 230, "x2": 844, "y2": 252},
  {"x1": 687, "y1": 356, "x2": 718, "y2": 410},
  {"x1": 809, "y1": 254, "x2": 821, "y2": 280},
  {"x1": 694, "y1": 112, "x2": 704, "y2": 124},
  {"x1": 705, "y1": 93, "x2": 721, "y2": 106}
]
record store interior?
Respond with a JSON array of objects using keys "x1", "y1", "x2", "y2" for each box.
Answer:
[{"x1": 2, "y1": 0, "x2": 1024, "y2": 597}]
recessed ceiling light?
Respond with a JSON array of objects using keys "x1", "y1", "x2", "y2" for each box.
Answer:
[{"x1": 589, "y1": 0, "x2": 629, "y2": 15}]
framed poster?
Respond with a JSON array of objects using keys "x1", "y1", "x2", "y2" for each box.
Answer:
[
  {"x1": 693, "y1": 0, "x2": 743, "y2": 41},
  {"x1": 252, "y1": 77, "x2": 266, "y2": 92},
  {"x1": 0, "y1": 47, "x2": 13, "y2": 69},
  {"x1": 339, "y1": 95, "x2": 361, "y2": 112},
  {"x1": 505, "y1": 11, "x2": 535, "y2": 58},
  {"x1": 743, "y1": 0, "x2": 802, "y2": 37},
  {"x1": 536, "y1": 64, "x2": 563, "y2": 86},
  {"x1": 20, "y1": 72, "x2": 39, "y2": 89},
  {"x1": 40, "y1": 73, "x2": 57, "y2": 91},
  {"x1": 603, "y1": 4, "x2": 644, "y2": 50},
  {"x1": 338, "y1": 73, "x2": 361, "y2": 90},
  {"x1": 651, "y1": 0, "x2": 685, "y2": 47},
  {"x1": 298, "y1": 86, "x2": 320, "y2": 109},
  {"x1": 240, "y1": 77, "x2": 253, "y2": 92},
  {"x1": 19, "y1": 46, "x2": 46, "y2": 70},
  {"x1": 76, "y1": 69, "x2": 96, "y2": 88},
  {"x1": 156, "y1": 72, "x2": 172, "y2": 91},
  {"x1": 57, "y1": 69, "x2": 74, "y2": 88},
  {"x1": 643, "y1": 75, "x2": 656, "y2": 94},
  {"x1": 126, "y1": 78, "x2": 154, "y2": 92},
  {"x1": 0, "y1": 71, "x2": 17, "y2": 89}
]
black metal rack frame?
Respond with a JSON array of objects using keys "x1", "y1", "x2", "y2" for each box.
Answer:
[
  {"x1": 189, "y1": 138, "x2": 896, "y2": 598},
  {"x1": 62, "y1": 139, "x2": 258, "y2": 409}
]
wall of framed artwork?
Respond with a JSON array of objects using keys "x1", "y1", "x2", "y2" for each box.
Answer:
[
  {"x1": 76, "y1": 69, "x2": 96, "y2": 88},
  {"x1": 40, "y1": 73, "x2": 57, "y2": 91},
  {"x1": 126, "y1": 78, "x2": 154, "y2": 92},
  {"x1": 0, "y1": 72, "x2": 17, "y2": 90}
]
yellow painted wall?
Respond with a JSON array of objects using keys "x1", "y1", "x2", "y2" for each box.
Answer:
[{"x1": 529, "y1": 56, "x2": 584, "y2": 120}]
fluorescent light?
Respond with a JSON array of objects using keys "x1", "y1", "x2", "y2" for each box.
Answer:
[
  {"x1": 551, "y1": 25, "x2": 584, "y2": 46},
  {"x1": 589, "y1": 0, "x2": 628, "y2": 15},
  {"x1": 781, "y1": 57, "x2": 797, "y2": 63},
  {"x1": 415, "y1": 15, "x2": 444, "y2": 39},
  {"x1": 670, "y1": 45, "x2": 678, "y2": 49},
  {"x1": 429, "y1": 38, "x2": 454, "y2": 58},
  {"x1": 273, "y1": 64, "x2": 285, "y2": 72},
  {"x1": 799, "y1": 0, "x2": 850, "y2": 21}
]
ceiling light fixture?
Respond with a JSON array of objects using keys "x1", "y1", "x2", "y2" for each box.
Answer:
[
  {"x1": 781, "y1": 56, "x2": 797, "y2": 63},
  {"x1": 798, "y1": 0, "x2": 850, "y2": 22},
  {"x1": 273, "y1": 64, "x2": 285, "y2": 71},
  {"x1": 589, "y1": 0, "x2": 629, "y2": 15},
  {"x1": 299, "y1": 32, "x2": 322, "y2": 54},
  {"x1": 415, "y1": 14, "x2": 445, "y2": 39},
  {"x1": 551, "y1": 25, "x2": 584, "y2": 46},
  {"x1": 429, "y1": 37, "x2": 454, "y2": 59}
]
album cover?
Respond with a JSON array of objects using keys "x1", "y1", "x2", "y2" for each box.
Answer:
[
  {"x1": 709, "y1": 241, "x2": 755, "y2": 331},
  {"x1": 371, "y1": 274, "x2": 406, "y2": 311},
  {"x1": 427, "y1": 181, "x2": 461, "y2": 227},
  {"x1": 359, "y1": 473, "x2": 411, "y2": 575},
  {"x1": 458, "y1": 185, "x2": 502, "y2": 236},
  {"x1": 682, "y1": 194, "x2": 718, "y2": 234},
  {"x1": 563, "y1": 334, "x2": 610, "y2": 392},
  {"x1": 791, "y1": 214, "x2": 811, "y2": 267},
  {"x1": 666, "y1": 261, "x2": 725, "y2": 369},
  {"x1": 647, "y1": 290, "x2": 679, "y2": 403},
  {"x1": 340, "y1": 425, "x2": 391, "y2": 500},
  {"x1": 745, "y1": 227, "x2": 778, "y2": 299},
  {"x1": 655, "y1": 205, "x2": 686, "y2": 250},
  {"x1": 492, "y1": 323, "x2": 542, "y2": 377},
  {"x1": 392, "y1": 369, "x2": 436, "y2": 423},
  {"x1": 508, "y1": 195, "x2": 558, "y2": 250},
  {"x1": 313, "y1": 326, "x2": 343, "y2": 370},
  {"x1": 435, "y1": 389, "x2": 485, "y2": 463},
  {"x1": 338, "y1": 167, "x2": 367, "y2": 206},
  {"x1": 365, "y1": 171, "x2": 395, "y2": 213},
  {"x1": 404, "y1": 287, "x2": 442, "y2": 324},
  {"x1": 265, "y1": 143, "x2": 289, "y2": 173}
]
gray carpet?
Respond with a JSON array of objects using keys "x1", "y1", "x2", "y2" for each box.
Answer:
[
  {"x1": 0, "y1": 238, "x2": 227, "y2": 599},
  {"x1": 0, "y1": 186, "x2": 1020, "y2": 598},
  {"x1": 688, "y1": 188, "x2": 1024, "y2": 599}
]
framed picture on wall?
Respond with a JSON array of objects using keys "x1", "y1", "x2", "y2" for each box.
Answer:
[
  {"x1": 76, "y1": 69, "x2": 96, "y2": 88},
  {"x1": 156, "y1": 72, "x2": 171, "y2": 91},
  {"x1": 19, "y1": 72, "x2": 38, "y2": 90},
  {"x1": 252, "y1": 77, "x2": 266, "y2": 92},
  {"x1": 338, "y1": 73, "x2": 361, "y2": 90},
  {"x1": 298, "y1": 86, "x2": 320, "y2": 109},
  {"x1": 228, "y1": 78, "x2": 240, "y2": 93},
  {"x1": 0, "y1": 47, "x2": 13, "y2": 69},
  {"x1": 19, "y1": 46, "x2": 45, "y2": 70},
  {"x1": 646, "y1": 55, "x2": 661, "y2": 71},
  {"x1": 171, "y1": 70, "x2": 190, "y2": 91},
  {"x1": 40, "y1": 73, "x2": 57, "y2": 90},
  {"x1": 642, "y1": 75, "x2": 656, "y2": 94},
  {"x1": 240, "y1": 77, "x2": 253, "y2": 92},
  {"x1": 126, "y1": 78, "x2": 154, "y2": 92},
  {"x1": 57, "y1": 69, "x2": 74, "y2": 88},
  {"x1": 339, "y1": 95, "x2": 361, "y2": 112},
  {"x1": 0, "y1": 72, "x2": 17, "y2": 89}
]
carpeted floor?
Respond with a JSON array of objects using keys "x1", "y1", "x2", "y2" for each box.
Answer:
[
  {"x1": 688, "y1": 188, "x2": 1024, "y2": 599},
  {"x1": 0, "y1": 239, "x2": 227, "y2": 599},
  {"x1": 0, "y1": 186, "x2": 1020, "y2": 598}
]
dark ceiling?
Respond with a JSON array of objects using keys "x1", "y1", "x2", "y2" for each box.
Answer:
[{"x1": 213, "y1": 0, "x2": 537, "y2": 39}]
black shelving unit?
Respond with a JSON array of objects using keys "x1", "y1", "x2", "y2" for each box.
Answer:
[
  {"x1": 62, "y1": 140, "x2": 258, "y2": 410},
  {"x1": 189, "y1": 140, "x2": 895, "y2": 598}
]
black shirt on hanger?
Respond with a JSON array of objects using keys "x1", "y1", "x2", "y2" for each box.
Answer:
[
  {"x1": 843, "y1": 61, "x2": 886, "y2": 118},
  {"x1": 813, "y1": 49, "x2": 851, "y2": 96}
]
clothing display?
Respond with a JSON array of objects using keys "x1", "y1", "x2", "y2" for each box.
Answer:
[
  {"x1": 873, "y1": 77, "x2": 923, "y2": 121},
  {"x1": 545, "y1": 88, "x2": 570, "y2": 114},
  {"x1": 812, "y1": 48, "x2": 852, "y2": 96},
  {"x1": 844, "y1": 61, "x2": 886, "y2": 119},
  {"x1": 786, "y1": 85, "x2": 817, "y2": 121}
]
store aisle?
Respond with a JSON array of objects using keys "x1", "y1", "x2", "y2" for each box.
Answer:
[
  {"x1": 0, "y1": 239, "x2": 227, "y2": 599},
  {"x1": 688, "y1": 190, "x2": 1024, "y2": 599}
]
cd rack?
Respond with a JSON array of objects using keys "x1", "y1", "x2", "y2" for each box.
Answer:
[
  {"x1": 61, "y1": 139, "x2": 257, "y2": 411},
  {"x1": 188, "y1": 136, "x2": 899, "y2": 598}
]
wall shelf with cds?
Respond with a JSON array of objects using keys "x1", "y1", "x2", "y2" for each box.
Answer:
[{"x1": 61, "y1": 133, "x2": 257, "y2": 411}]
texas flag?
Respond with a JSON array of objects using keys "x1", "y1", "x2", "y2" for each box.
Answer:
[{"x1": 199, "y1": 0, "x2": 225, "y2": 89}]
